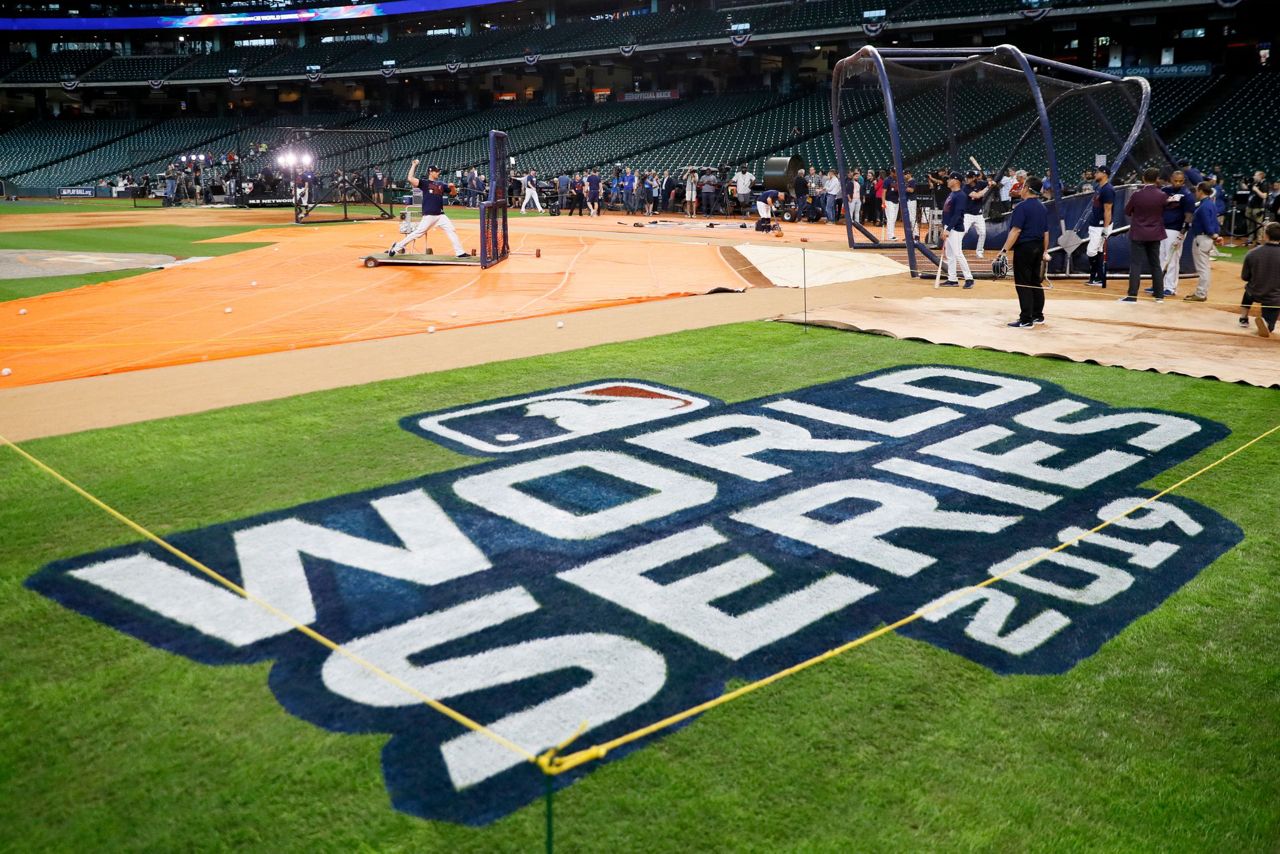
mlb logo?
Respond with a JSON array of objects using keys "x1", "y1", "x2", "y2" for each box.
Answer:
[{"x1": 405, "y1": 381, "x2": 713, "y2": 454}]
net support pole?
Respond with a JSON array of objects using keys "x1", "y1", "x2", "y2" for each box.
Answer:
[
  {"x1": 994, "y1": 44, "x2": 1066, "y2": 252},
  {"x1": 833, "y1": 46, "x2": 936, "y2": 275}
]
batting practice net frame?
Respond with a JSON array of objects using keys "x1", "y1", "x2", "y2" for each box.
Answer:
[
  {"x1": 831, "y1": 45, "x2": 1181, "y2": 278},
  {"x1": 480, "y1": 130, "x2": 510, "y2": 270},
  {"x1": 284, "y1": 127, "x2": 395, "y2": 225}
]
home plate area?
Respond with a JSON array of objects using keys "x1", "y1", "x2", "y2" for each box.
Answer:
[
  {"x1": 27, "y1": 366, "x2": 1241, "y2": 826},
  {"x1": 0, "y1": 249, "x2": 178, "y2": 278}
]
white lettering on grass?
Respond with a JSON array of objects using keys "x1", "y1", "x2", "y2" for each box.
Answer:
[
  {"x1": 732, "y1": 479, "x2": 1018, "y2": 577},
  {"x1": 763, "y1": 398, "x2": 964, "y2": 438},
  {"x1": 453, "y1": 450, "x2": 716, "y2": 540},
  {"x1": 917, "y1": 586, "x2": 1071, "y2": 655},
  {"x1": 921, "y1": 425, "x2": 1143, "y2": 489},
  {"x1": 558, "y1": 525, "x2": 876, "y2": 660},
  {"x1": 1057, "y1": 527, "x2": 1179, "y2": 569},
  {"x1": 629, "y1": 414, "x2": 874, "y2": 481},
  {"x1": 70, "y1": 489, "x2": 488, "y2": 647},
  {"x1": 321, "y1": 587, "x2": 666, "y2": 790},
  {"x1": 858, "y1": 367, "x2": 1041, "y2": 409},
  {"x1": 1015, "y1": 399, "x2": 1200, "y2": 452},
  {"x1": 873, "y1": 457, "x2": 1061, "y2": 510},
  {"x1": 1097, "y1": 497, "x2": 1204, "y2": 536},
  {"x1": 991, "y1": 550, "x2": 1134, "y2": 605}
]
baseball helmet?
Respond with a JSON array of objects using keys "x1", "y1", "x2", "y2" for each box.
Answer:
[
  {"x1": 965, "y1": 169, "x2": 980, "y2": 178},
  {"x1": 991, "y1": 254, "x2": 1010, "y2": 279}
]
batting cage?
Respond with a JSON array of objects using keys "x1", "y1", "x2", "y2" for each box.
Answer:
[
  {"x1": 831, "y1": 45, "x2": 1188, "y2": 280},
  {"x1": 281, "y1": 127, "x2": 395, "y2": 224},
  {"x1": 480, "y1": 129, "x2": 510, "y2": 270}
]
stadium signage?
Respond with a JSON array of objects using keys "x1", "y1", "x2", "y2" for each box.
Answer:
[
  {"x1": 28, "y1": 366, "x2": 1241, "y2": 825},
  {"x1": 618, "y1": 89, "x2": 679, "y2": 101},
  {"x1": 57, "y1": 187, "x2": 94, "y2": 198},
  {"x1": 0, "y1": 0, "x2": 500, "y2": 32},
  {"x1": 1117, "y1": 62, "x2": 1213, "y2": 78}
]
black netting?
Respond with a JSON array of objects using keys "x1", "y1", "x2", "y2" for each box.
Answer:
[
  {"x1": 833, "y1": 52, "x2": 1172, "y2": 202},
  {"x1": 481, "y1": 130, "x2": 510, "y2": 269}
]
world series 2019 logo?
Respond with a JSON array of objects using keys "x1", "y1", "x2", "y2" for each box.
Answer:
[{"x1": 28, "y1": 366, "x2": 1242, "y2": 825}]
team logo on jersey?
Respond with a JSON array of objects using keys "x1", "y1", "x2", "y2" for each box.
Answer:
[{"x1": 27, "y1": 366, "x2": 1241, "y2": 826}]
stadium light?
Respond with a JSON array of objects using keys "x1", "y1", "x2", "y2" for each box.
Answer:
[
  {"x1": 300, "y1": 153, "x2": 313, "y2": 167},
  {"x1": 276, "y1": 155, "x2": 287, "y2": 167}
]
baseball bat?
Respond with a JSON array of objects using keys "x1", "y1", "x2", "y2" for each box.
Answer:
[
  {"x1": 968, "y1": 156, "x2": 983, "y2": 173},
  {"x1": 934, "y1": 237, "x2": 944, "y2": 288}
]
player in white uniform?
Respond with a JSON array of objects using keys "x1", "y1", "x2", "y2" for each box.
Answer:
[
  {"x1": 521, "y1": 170, "x2": 543, "y2": 213},
  {"x1": 962, "y1": 170, "x2": 990, "y2": 259},
  {"x1": 387, "y1": 160, "x2": 467, "y2": 258}
]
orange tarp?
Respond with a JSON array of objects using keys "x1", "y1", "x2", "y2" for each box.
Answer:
[{"x1": 0, "y1": 221, "x2": 748, "y2": 388}]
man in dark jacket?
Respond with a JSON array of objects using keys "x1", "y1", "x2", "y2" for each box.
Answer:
[
  {"x1": 1241, "y1": 222, "x2": 1280, "y2": 338},
  {"x1": 1121, "y1": 167, "x2": 1168, "y2": 302}
]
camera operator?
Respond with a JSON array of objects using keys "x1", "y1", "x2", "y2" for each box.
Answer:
[{"x1": 1245, "y1": 170, "x2": 1267, "y2": 245}]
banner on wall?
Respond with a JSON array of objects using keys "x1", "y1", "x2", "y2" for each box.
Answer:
[{"x1": 618, "y1": 89, "x2": 679, "y2": 102}]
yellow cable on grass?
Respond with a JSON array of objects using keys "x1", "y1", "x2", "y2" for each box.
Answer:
[
  {"x1": 0, "y1": 432, "x2": 536, "y2": 765},
  {"x1": 538, "y1": 420, "x2": 1280, "y2": 775}
]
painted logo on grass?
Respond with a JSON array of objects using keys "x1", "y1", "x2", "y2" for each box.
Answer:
[{"x1": 28, "y1": 366, "x2": 1242, "y2": 825}]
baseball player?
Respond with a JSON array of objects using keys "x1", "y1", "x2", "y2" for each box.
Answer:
[
  {"x1": 883, "y1": 168, "x2": 918, "y2": 241},
  {"x1": 1084, "y1": 165, "x2": 1115, "y2": 286},
  {"x1": 755, "y1": 188, "x2": 786, "y2": 228},
  {"x1": 1156, "y1": 170, "x2": 1194, "y2": 295},
  {"x1": 520, "y1": 169, "x2": 543, "y2": 213},
  {"x1": 386, "y1": 160, "x2": 467, "y2": 258},
  {"x1": 941, "y1": 172, "x2": 975, "y2": 288},
  {"x1": 962, "y1": 169, "x2": 990, "y2": 258}
]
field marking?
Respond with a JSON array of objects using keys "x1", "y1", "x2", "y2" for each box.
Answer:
[
  {"x1": 0, "y1": 430, "x2": 538, "y2": 766},
  {"x1": 6, "y1": 414, "x2": 1275, "y2": 784},
  {"x1": 536, "y1": 419, "x2": 1280, "y2": 774}
]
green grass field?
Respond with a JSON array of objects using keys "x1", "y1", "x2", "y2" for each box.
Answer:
[{"x1": 1, "y1": 323, "x2": 1277, "y2": 851}]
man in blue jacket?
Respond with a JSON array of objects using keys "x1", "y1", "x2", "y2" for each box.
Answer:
[
  {"x1": 941, "y1": 173, "x2": 974, "y2": 288},
  {"x1": 1155, "y1": 170, "x2": 1194, "y2": 296},
  {"x1": 1184, "y1": 180, "x2": 1222, "y2": 302},
  {"x1": 996, "y1": 176, "x2": 1050, "y2": 327}
]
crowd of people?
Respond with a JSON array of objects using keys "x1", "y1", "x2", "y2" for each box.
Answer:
[{"x1": 497, "y1": 156, "x2": 1276, "y2": 339}]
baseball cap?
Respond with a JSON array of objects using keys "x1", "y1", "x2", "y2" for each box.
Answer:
[
  {"x1": 427, "y1": 164, "x2": 442, "y2": 172},
  {"x1": 1094, "y1": 164, "x2": 1110, "y2": 175},
  {"x1": 948, "y1": 171, "x2": 963, "y2": 181},
  {"x1": 965, "y1": 169, "x2": 979, "y2": 178}
]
